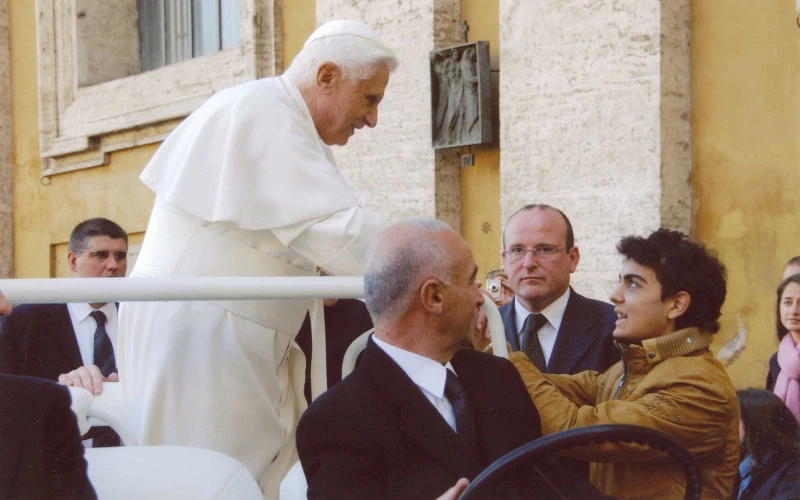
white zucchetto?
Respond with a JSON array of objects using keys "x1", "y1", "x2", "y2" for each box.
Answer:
[{"x1": 304, "y1": 19, "x2": 384, "y2": 47}]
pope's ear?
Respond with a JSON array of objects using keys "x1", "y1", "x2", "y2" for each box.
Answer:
[
  {"x1": 315, "y1": 62, "x2": 338, "y2": 94},
  {"x1": 420, "y1": 279, "x2": 445, "y2": 315}
]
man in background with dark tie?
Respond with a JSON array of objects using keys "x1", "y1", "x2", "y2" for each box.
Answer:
[
  {"x1": 0, "y1": 217, "x2": 128, "y2": 446},
  {"x1": 482, "y1": 205, "x2": 619, "y2": 486},
  {"x1": 495, "y1": 205, "x2": 618, "y2": 376},
  {"x1": 296, "y1": 219, "x2": 543, "y2": 499}
]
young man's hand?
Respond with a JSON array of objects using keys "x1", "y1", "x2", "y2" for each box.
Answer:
[{"x1": 436, "y1": 478, "x2": 469, "y2": 500}]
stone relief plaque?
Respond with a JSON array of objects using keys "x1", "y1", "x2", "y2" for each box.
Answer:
[{"x1": 430, "y1": 41, "x2": 492, "y2": 149}]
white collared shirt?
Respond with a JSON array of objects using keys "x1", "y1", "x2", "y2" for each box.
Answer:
[
  {"x1": 66, "y1": 302, "x2": 119, "y2": 366},
  {"x1": 372, "y1": 335, "x2": 458, "y2": 432},
  {"x1": 514, "y1": 288, "x2": 571, "y2": 366}
]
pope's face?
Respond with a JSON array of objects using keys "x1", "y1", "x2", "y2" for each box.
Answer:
[{"x1": 318, "y1": 64, "x2": 390, "y2": 146}]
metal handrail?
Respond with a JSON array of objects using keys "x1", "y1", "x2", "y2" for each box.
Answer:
[{"x1": 0, "y1": 276, "x2": 365, "y2": 303}]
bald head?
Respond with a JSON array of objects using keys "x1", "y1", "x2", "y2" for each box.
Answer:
[{"x1": 364, "y1": 219, "x2": 456, "y2": 322}]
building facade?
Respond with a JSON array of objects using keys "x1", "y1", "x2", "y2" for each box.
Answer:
[{"x1": 2, "y1": 0, "x2": 798, "y2": 388}]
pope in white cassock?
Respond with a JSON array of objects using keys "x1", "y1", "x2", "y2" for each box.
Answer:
[{"x1": 117, "y1": 20, "x2": 398, "y2": 499}]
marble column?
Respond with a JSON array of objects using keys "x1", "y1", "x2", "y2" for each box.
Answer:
[
  {"x1": 0, "y1": 0, "x2": 12, "y2": 278},
  {"x1": 499, "y1": 0, "x2": 691, "y2": 299}
]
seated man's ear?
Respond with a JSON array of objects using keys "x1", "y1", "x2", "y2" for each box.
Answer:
[
  {"x1": 420, "y1": 279, "x2": 445, "y2": 315},
  {"x1": 667, "y1": 291, "x2": 691, "y2": 321}
]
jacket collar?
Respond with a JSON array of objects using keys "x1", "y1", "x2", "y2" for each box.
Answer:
[
  {"x1": 500, "y1": 288, "x2": 601, "y2": 373},
  {"x1": 361, "y1": 337, "x2": 483, "y2": 477},
  {"x1": 499, "y1": 300, "x2": 520, "y2": 351},
  {"x1": 547, "y1": 288, "x2": 600, "y2": 373},
  {"x1": 617, "y1": 327, "x2": 712, "y2": 365}
]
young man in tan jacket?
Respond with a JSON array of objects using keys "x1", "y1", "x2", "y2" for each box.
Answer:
[{"x1": 498, "y1": 229, "x2": 739, "y2": 499}]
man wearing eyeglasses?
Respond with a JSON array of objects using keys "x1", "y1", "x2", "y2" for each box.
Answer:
[
  {"x1": 474, "y1": 205, "x2": 620, "y2": 485},
  {"x1": 489, "y1": 205, "x2": 618, "y2": 376},
  {"x1": 0, "y1": 218, "x2": 127, "y2": 446}
]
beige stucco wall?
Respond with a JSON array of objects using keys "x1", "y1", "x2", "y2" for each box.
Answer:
[
  {"x1": 9, "y1": 0, "x2": 312, "y2": 279},
  {"x1": 498, "y1": 0, "x2": 691, "y2": 303},
  {"x1": 693, "y1": 1, "x2": 800, "y2": 389}
]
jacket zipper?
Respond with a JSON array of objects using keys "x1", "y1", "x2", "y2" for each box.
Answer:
[{"x1": 612, "y1": 347, "x2": 630, "y2": 400}]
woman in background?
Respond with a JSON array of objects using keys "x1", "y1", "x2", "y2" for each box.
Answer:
[
  {"x1": 766, "y1": 274, "x2": 800, "y2": 422},
  {"x1": 736, "y1": 389, "x2": 800, "y2": 499}
]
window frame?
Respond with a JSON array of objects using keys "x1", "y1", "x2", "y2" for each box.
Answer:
[{"x1": 36, "y1": 0, "x2": 281, "y2": 176}]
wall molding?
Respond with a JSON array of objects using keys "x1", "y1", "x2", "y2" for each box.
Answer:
[{"x1": 35, "y1": 0, "x2": 283, "y2": 176}]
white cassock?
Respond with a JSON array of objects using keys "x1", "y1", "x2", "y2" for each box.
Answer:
[{"x1": 118, "y1": 74, "x2": 384, "y2": 499}]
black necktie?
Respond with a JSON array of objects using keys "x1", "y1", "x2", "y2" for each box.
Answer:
[
  {"x1": 521, "y1": 313, "x2": 548, "y2": 372},
  {"x1": 444, "y1": 369, "x2": 480, "y2": 458},
  {"x1": 90, "y1": 310, "x2": 117, "y2": 377}
]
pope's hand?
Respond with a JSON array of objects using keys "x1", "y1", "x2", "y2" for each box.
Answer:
[
  {"x1": 436, "y1": 478, "x2": 469, "y2": 500},
  {"x1": 58, "y1": 365, "x2": 118, "y2": 395},
  {"x1": 0, "y1": 290, "x2": 10, "y2": 316}
]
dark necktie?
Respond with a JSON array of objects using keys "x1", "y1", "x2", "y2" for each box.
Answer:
[
  {"x1": 90, "y1": 310, "x2": 117, "y2": 377},
  {"x1": 444, "y1": 369, "x2": 480, "y2": 458},
  {"x1": 521, "y1": 313, "x2": 548, "y2": 372}
]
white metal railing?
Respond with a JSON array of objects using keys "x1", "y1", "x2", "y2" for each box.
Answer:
[
  {"x1": 0, "y1": 276, "x2": 365, "y2": 303},
  {"x1": 0, "y1": 277, "x2": 508, "y2": 359},
  {"x1": 1, "y1": 275, "x2": 509, "y2": 461}
]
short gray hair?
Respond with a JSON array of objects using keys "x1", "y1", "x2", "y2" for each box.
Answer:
[
  {"x1": 364, "y1": 219, "x2": 453, "y2": 322},
  {"x1": 285, "y1": 35, "x2": 399, "y2": 88}
]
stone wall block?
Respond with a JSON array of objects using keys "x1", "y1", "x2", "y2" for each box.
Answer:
[
  {"x1": 0, "y1": 0, "x2": 11, "y2": 277},
  {"x1": 500, "y1": 0, "x2": 690, "y2": 301}
]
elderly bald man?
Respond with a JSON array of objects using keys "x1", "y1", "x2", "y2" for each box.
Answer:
[
  {"x1": 297, "y1": 220, "x2": 542, "y2": 499},
  {"x1": 117, "y1": 20, "x2": 398, "y2": 498}
]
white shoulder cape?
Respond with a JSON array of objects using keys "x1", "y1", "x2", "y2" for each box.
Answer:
[{"x1": 140, "y1": 76, "x2": 360, "y2": 230}]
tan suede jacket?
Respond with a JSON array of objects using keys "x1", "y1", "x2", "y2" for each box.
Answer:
[{"x1": 510, "y1": 327, "x2": 739, "y2": 499}]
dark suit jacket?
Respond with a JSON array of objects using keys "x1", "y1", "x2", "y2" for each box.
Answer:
[
  {"x1": 0, "y1": 374, "x2": 97, "y2": 500},
  {"x1": 0, "y1": 304, "x2": 120, "y2": 446},
  {"x1": 500, "y1": 288, "x2": 619, "y2": 375},
  {"x1": 0, "y1": 304, "x2": 85, "y2": 380},
  {"x1": 297, "y1": 338, "x2": 542, "y2": 499}
]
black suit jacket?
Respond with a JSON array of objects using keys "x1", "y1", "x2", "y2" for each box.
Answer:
[
  {"x1": 0, "y1": 304, "x2": 84, "y2": 380},
  {"x1": 0, "y1": 374, "x2": 96, "y2": 500},
  {"x1": 0, "y1": 304, "x2": 120, "y2": 446},
  {"x1": 500, "y1": 288, "x2": 619, "y2": 375},
  {"x1": 297, "y1": 338, "x2": 542, "y2": 499}
]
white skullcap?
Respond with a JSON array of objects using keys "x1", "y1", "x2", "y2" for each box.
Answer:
[{"x1": 304, "y1": 19, "x2": 384, "y2": 47}]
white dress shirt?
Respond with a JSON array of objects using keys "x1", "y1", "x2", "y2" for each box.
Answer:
[
  {"x1": 372, "y1": 335, "x2": 458, "y2": 432},
  {"x1": 66, "y1": 302, "x2": 119, "y2": 366},
  {"x1": 514, "y1": 288, "x2": 571, "y2": 366}
]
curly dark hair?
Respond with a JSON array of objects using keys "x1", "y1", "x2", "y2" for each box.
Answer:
[
  {"x1": 738, "y1": 389, "x2": 800, "y2": 470},
  {"x1": 776, "y1": 274, "x2": 800, "y2": 342},
  {"x1": 616, "y1": 229, "x2": 727, "y2": 333}
]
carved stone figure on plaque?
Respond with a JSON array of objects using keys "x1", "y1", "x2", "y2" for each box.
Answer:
[{"x1": 430, "y1": 42, "x2": 492, "y2": 149}]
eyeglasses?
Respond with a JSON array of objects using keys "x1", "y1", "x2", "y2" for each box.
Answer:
[
  {"x1": 81, "y1": 250, "x2": 128, "y2": 263},
  {"x1": 502, "y1": 246, "x2": 567, "y2": 262}
]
